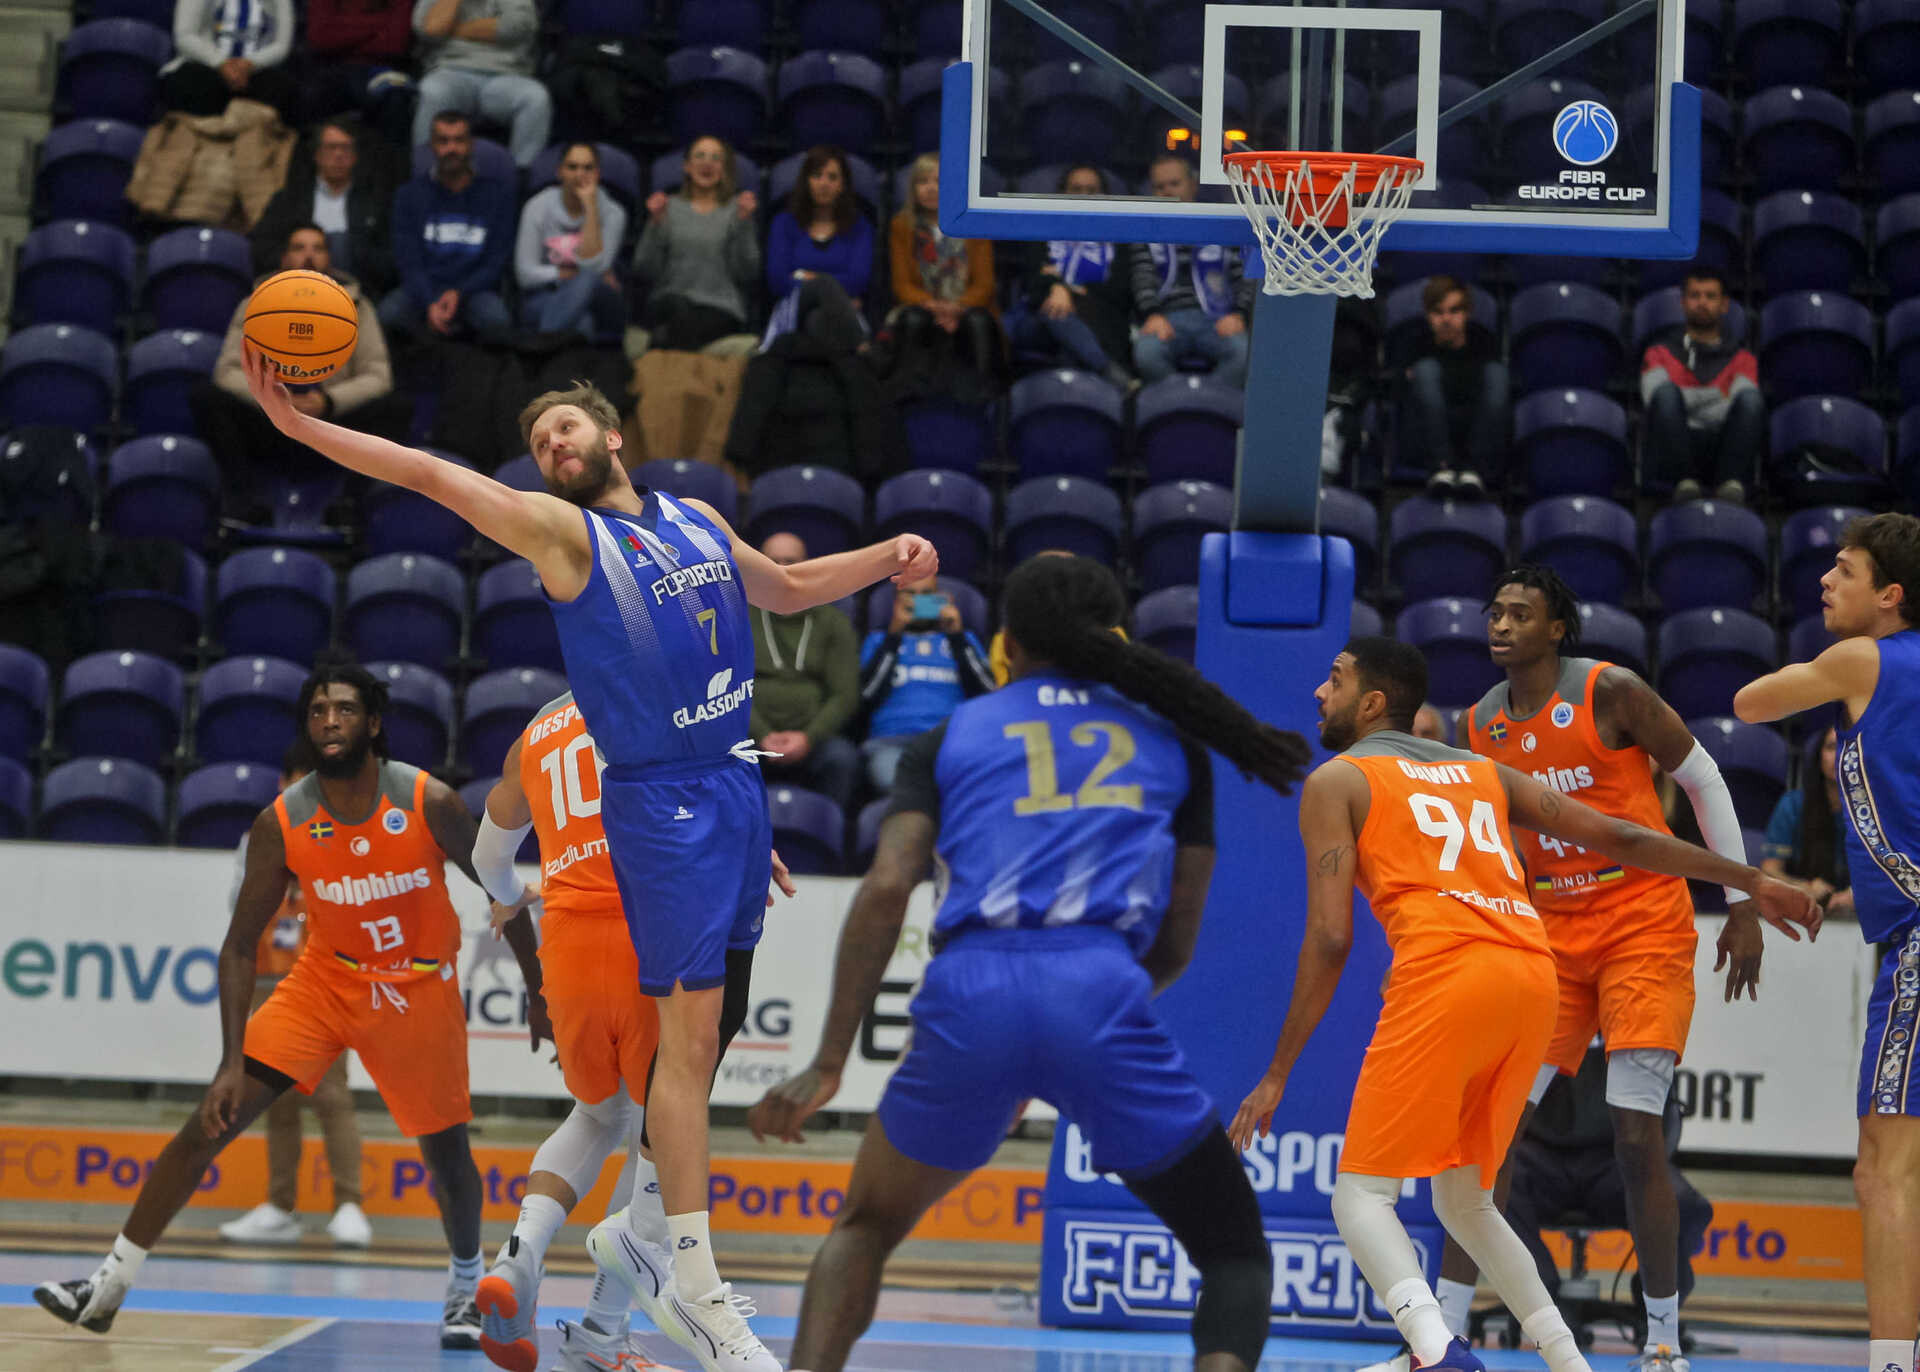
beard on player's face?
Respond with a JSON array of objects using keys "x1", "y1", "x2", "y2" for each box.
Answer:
[
  {"x1": 544, "y1": 430, "x2": 617, "y2": 506},
  {"x1": 310, "y1": 725, "x2": 375, "y2": 778},
  {"x1": 1317, "y1": 695, "x2": 1361, "y2": 751}
]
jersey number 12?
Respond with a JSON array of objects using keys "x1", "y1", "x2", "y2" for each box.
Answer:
[{"x1": 1004, "y1": 720, "x2": 1143, "y2": 815}]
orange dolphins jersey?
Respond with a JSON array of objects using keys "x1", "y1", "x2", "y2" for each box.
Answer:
[{"x1": 519, "y1": 692, "x2": 622, "y2": 920}]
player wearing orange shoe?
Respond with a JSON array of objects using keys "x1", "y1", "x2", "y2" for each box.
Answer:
[
  {"x1": 1230, "y1": 638, "x2": 1817, "y2": 1372},
  {"x1": 35, "y1": 661, "x2": 549, "y2": 1352}
]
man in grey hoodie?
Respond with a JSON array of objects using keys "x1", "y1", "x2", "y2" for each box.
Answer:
[
  {"x1": 750, "y1": 532, "x2": 862, "y2": 814},
  {"x1": 411, "y1": 0, "x2": 551, "y2": 166}
]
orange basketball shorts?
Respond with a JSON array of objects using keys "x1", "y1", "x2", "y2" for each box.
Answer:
[
  {"x1": 1541, "y1": 886, "x2": 1698, "y2": 1074},
  {"x1": 243, "y1": 953, "x2": 472, "y2": 1138},
  {"x1": 1340, "y1": 942, "x2": 1557, "y2": 1187},
  {"x1": 540, "y1": 910, "x2": 660, "y2": 1106}
]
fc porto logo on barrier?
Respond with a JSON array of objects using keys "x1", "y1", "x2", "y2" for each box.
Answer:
[{"x1": 1553, "y1": 100, "x2": 1618, "y2": 166}]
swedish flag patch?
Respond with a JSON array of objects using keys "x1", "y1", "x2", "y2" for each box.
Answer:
[
  {"x1": 308, "y1": 819, "x2": 333, "y2": 840},
  {"x1": 1488, "y1": 720, "x2": 1508, "y2": 743}
]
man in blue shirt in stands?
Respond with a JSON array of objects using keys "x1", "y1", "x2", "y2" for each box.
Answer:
[
  {"x1": 382, "y1": 110, "x2": 514, "y2": 344},
  {"x1": 857, "y1": 576, "x2": 992, "y2": 793}
]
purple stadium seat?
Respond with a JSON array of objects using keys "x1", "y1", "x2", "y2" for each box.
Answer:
[
  {"x1": 408, "y1": 136, "x2": 515, "y2": 185},
  {"x1": 1518, "y1": 496, "x2": 1638, "y2": 606},
  {"x1": 194, "y1": 655, "x2": 307, "y2": 767},
  {"x1": 526, "y1": 142, "x2": 641, "y2": 208},
  {"x1": 1880, "y1": 196, "x2": 1920, "y2": 305},
  {"x1": 343, "y1": 553, "x2": 466, "y2": 669},
  {"x1": 1616, "y1": 0, "x2": 1722, "y2": 86},
  {"x1": 16, "y1": 219, "x2": 134, "y2": 330},
  {"x1": 1495, "y1": 0, "x2": 1607, "y2": 75},
  {"x1": 102, "y1": 435, "x2": 219, "y2": 546},
  {"x1": 40, "y1": 756, "x2": 164, "y2": 844},
  {"x1": 0, "y1": 324, "x2": 116, "y2": 431},
  {"x1": 1321, "y1": 487, "x2": 1380, "y2": 593},
  {"x1": 1631, "y1": 286, "x2": 1748, "y2": 359},
  {"x1": 1786, "y1": 613, "x2": 1838, "y2": 736},
  {"x1": 903, "y1": 60, "x2": 1012, "y2": 156},
  {"x1": 632, "y1": 459, "x2": 739, "y2": 525},
  {"x1": 1514, "y1": 388, "x2": 1629, "y2": 498},
  {"x1": 1771, "y1": 396, "x2": 1888, "y2": 507},
  {"x1": 1497, "y1": 79, "x2": 1608, "y2": 187},
  {"x1": 224, "y1": 473, "x2": 350, "y2": 551},
  {"x1": 1020, "y1": 61, "x2": 1130, "y2": 168},
  {"x1": 1575, "y1": 602, "x2": 1648, "y2": 676},
  {"x1": 96, "y1": 545, "x2": 205, "y2": 659},
  {"x1": 853, "y1": 795, "x2": 889, "y2": 869},
  {"x1": 1900, "y1": 409, "x2": 1920, "y2": 506},
  {"x1": 58, "y1": 649, "x2": 183, "y2": 769},
  {"x1": 1689, "y1": 714, "x2": 1790, "y2": 828},
  {"x1": 1350, "y1": 600, "x2": 1384, "y2": 639},
  {"x1": 1005, "y1": 475, "x2": 1122, "y2": 566},
  {"x1": 1137, "y1": 375, "x2": 1244, "y2": 489},
  {"x1": 494, "y1": 453, "x2": 544, "y2": 492},
  {"x1": 461, "y1": 667, "x2": 567, "y2": 777},
  {"x1": 1383, "y1": 78, "x2": 1489, "y2": 182},
  {"x1": 458, "y1": 777, "x2": 538, "y2": 859},
  {"x1": 1009, "y1": 369, "x2": 1125, "y2": 482},
  {"x1": 1758, "y1": 292, "x2": 1873, "y2": 403},
  {"x1": 745, "y1": 465, "x2": 866, "y2": 556},
  {"x1": 1780, "y1": 505, "x2": 1868, "y2": 621},
  {"x1": 875, "y1": 469, "x2": 993, "y2": 582},
  {"x1": 125, "y1": 328, "x2": 221, "y2": 437},
  {"x1": 1133, "y1": 480, "x2": 1231, "y2": 593},
  {"x1": 1623, "y1": 83, "x2": 1733, "y2": 193},
  {"x1": 1397, "y1": 597, "x2": 1502, "y2": 708},
  {"x1": 0, "y1": 424, "x2": 95, "y2": 526},
  {"x1": 769, "y1": 150, "x2": 881, "y2": 221},
  {"x1": 143, "y1": 227, "x2": 252, "y2": 334},
  {"x1": 473, "y1": 559, "x2": 564, "y2": 673},
  {"x1": 367, "y1": 661, "x2": 456, "y2": 770},
  {"x1": 1751, "y1": 192, "x2": 1865, "y2": 297},
  {"x1": 175, "y1": 760, "x2": 280, "y2": 848},
  {"x1": 0, "y1": 643, "x2": 50, "y2": 761},
  {"x1": 1253, "y1": 73, "x2": 1362, "y2": 148},
  {"x1": 1390, "y1": 495, "x2": 1508, "y2": 600},
  {"x1": 649, "y1": 149, "x2": 763, "y2": 200},
  {"x1": 1856, "y1": 0, "x2": 1920, "y2": 98},
  {"x1": 364, "y1": 448, "x2": 479, "y2": 560},
  {"x1": 558, "y1": 0, "x2": 650, "y2": 38},
  {"x1": 0, "y1": 754, "x2": 28, "y2": 836},
  {"x1": 1383, "y1": 277, "x2": 1499, "y2": 368},
  {"x1": 1509, "y1": 282, "x2": 1624, "y2": 395},
  {"x1": 666, "y1": 47, "x2": 770, "y2": 151},
  {"x1": 1732, "y1": 0, "x2": 1844, "y2": 88},
  {"x1": 1741, "y1": 85, "x2": 1853, "y2": 194},
  {"x1": 862, "y1": 577, "x2": 987, "y2": 637},
  {"x1": 37, "y1": 119, "x2": 144, "y2": 224},
  {"x1": 1135, "y1": 585, "x2": 1199, "y2": 664},
  {"x1": 777, "y1": 51, "x2": 888, "y2": 157},
  {"x1": 1865, "y1": 91, "x2": 1920, "y2": 199},
  {"x1": 1647, "y1": 498, "x2": 1768, "y2": 613},
  {"x1": 1030, "y1": 0, "x2": 1132, "y2": 63},
  {"x1": 59, "y1": 17, "x2": 170, "y2": 122},
  {"x1": 1161, "y1": 65, "x2": 1257, "y2": 149},
  {"x1": 768, "y1": 784, "x2": 845, "y2": 875},
  {"x1": 901, "y1": 398, "x2": 994, "y2": 476},
  {"x1": 1889, "y1": 299, "x2": 1920, "y2": 410},
  {"x1": 680, "y1": 0, "x2": 771, "y2": 51},
  {"x1": 1655, "y1": 607, "x2": 1778, "y2": 720},
  {"x1": 793, "y1": 0, "x2": 889, "y2": 57},
  {"x1": 1641, "y1": 188, "x2": 1739, "y2": 291},
  {"x1": 214, "y1": 546, "x2": 337, "y2": 664}
]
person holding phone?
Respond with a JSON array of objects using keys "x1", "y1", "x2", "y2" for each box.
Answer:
[{"x1": 857, "y1": 576, "x2": 993, "y2": 794}]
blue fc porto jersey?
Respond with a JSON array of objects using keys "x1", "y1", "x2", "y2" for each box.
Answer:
[
  {"x1": 890, "y1": 674, "x2": 1211, "y2": 956},
  {"x1": 548, "y1": 493, "x2": 756, "y2": 769},
  {"x1": 1837, "y1": 630, "x2": 1920, "y2": 945}
]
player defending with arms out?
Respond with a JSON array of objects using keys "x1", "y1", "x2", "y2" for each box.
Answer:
[
  {"x1": 749, "y1": 555, "x2": 1315, "y2": 1372},
  {"x1": 1231, "y1": 639, "x2": 1817, "y2": 1372},
  {"x1": 1735, "y1": 513, "x2": 1920, "y2": 1372},
  {"x1": 239, "y1": 351, "x2": 935, "y2": 1372},
  {"x1": 35, "y1": 662, "x2": 550, "y2": 1350}
]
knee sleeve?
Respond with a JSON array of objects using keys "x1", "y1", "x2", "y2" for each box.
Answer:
[
  {"x1": 1191, "y1": 1255, "x2": 1271, "y2": 1367},
  {"x1": 1430, "y1": 1168, "x2": 1496, "y2": 1235},
  {"x1": 419, "y1": 1123, "x2": 483, "y2": 1257},
  {"x1": 530, "y1": 1095, "x2": 631, "y2": 1201},
  {"x1": 1331, "y1": 1172, "x2": 1428, "y2": 1295},
  {"x1": 1605, "y1": 1047, "x2": 1676, "y2": 1116}
]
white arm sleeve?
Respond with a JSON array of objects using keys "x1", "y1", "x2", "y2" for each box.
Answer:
[
  {"x1": 1670, "y1": 741, "x2": 1751, "y2": 905},
  {"x1": 473, "y1": 812, "x2": 533, "y2": 905}
]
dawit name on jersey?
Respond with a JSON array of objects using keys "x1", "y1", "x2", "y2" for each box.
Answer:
[
  {"x1": 310, "y1": 867, "x2": 435, "y2": 908},
  {"x1": 649, "y1": 558, "x2": 734, "y2": 605},
  {"x1": 1531, "y1": 764, "x2": 1595, "y2": 794},
  {"x1": 673, "y1": 668, "x2": 754, "y2": 729}
]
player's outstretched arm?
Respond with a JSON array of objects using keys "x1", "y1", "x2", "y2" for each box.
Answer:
[
  {"x1": 476, "y1": 734, "x2": 540, "y2": 919},
  {"x1": 204, "y1": 808, "x2": 293, "y2": 1137},
  {"x1": 680, "y1": 496, "x2": 938, "y2": 613},
  {"x1": 748, "y1": 809, "x2": 936, "y2": 1143},
  {"x1": 1733, "y1": 635, "x2": 1880, "y2": 725},
  {"x1": 242, "y1": 347, "x2": 592, "y2": 598},
  {"x1": 1229, "y1": 761, "x2": 1362, "y2": 1152}
]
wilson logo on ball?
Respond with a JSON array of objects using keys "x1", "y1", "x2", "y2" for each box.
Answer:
[{"x1": 244, "y1": 268, "x2": 359, "y2": 382}]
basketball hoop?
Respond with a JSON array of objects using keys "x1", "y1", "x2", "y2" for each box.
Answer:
[{"x1": 1223, "y1": 151, "x2": 1424, "y2": 300}]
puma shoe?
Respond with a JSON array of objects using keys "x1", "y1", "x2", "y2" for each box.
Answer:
[
  {"x1": 549, "y1": 1316, "x2": 685, "y2": 1370},
  {"x1": 34, "y1": 1275, "x2": 124, "y2": 1334},
  {"x1": 478, "y1": 1235, "x2": 542, "y2": 1371},
  {"x1": 671, "y1": 1284, "x2": 781, "y2": 1372},
  {"x1": 586, "y1": 1214, "x2": 693, "y2": 1349}
]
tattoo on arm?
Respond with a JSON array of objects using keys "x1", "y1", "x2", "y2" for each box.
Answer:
[
  {"x1": 1535, "y1": 790, "x2": 1562, "y2": 820},
  {"x1": 1315, "y1": 845, "x2": 1351, "y2": 877}
]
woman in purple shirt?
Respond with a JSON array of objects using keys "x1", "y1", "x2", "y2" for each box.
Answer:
[{"x1": 763, "y1": 144, "x2": 872, "y2": 350}]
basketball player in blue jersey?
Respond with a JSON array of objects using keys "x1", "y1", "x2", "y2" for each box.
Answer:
[
  {"x1": 1735, "y1": 512, "x2": 1920, "y2": 1372},
  {"x1": 748, "y1": 555, "x2": 1315, "y2": 1372},
  {"x1": 240, "y1": 352, "x2": 935, "y2": 1372}
]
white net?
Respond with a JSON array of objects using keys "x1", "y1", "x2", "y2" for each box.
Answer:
[{"x1": 1224, "y1": 154, "x2": 1423, "y2": 299}]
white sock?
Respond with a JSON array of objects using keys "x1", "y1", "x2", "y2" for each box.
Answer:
[
  {"x1": 509, "y1": 1193, "x2": 568, "y2": 1269},
  {"x1": 449, "y1": 1251, "x2": 483, "y2": 1293},
  {"x1": 94, "y1": 1234, "x2": 147, "y2": 1289},
  {"x1": 1643, "y1": 1291, "x2": 1680, "y2": 1352},
  {"x1": 1522, "y1": 1305, "x2": 1592, "y2": 1372},
  {"x1": 628, "y1": 1153, "x2": 669, "y2": 1247},
  {"x1": 1384, "y1": 1277, "x2": 1452, "y2": 1367},
  {"x1": 1435, "y1": 1277, "x2": 1474, "y2": 1338},
  {"x1": 582, "y1": 1271, "x2": 630, "y2": 1338},
  {"x1": 1867, "y1": 1338, "x2": 1913, "y2": 1372},
  {"x1": 666, "y1": 1211, "x2": 722, "y2": 1302}
]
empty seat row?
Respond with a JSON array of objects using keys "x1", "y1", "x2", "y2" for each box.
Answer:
[
  {"x1": 17, "y1": 221, "x2": 257, "y2": 335},
  {"x1": 0, "y1": 324, "x2": 217, "y2": 436}
]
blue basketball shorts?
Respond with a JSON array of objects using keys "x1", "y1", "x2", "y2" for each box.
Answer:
[
  {"x1": 600, "y1": 757, "x2": 773, "y2": 997},
  {"x1": 877, "y1": 926, "x2": 1217, "y2": 1177},
  {"x1": 1859, "y1": 923, "x2": 1920, "y2": 1119}
]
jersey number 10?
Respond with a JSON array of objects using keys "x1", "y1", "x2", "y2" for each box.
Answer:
[
  {"x1": 539, "y1": 733, "x2": 604, "y2": 828},
  {"x1": 1407, "y1": 793, "x2": 1519, "y2": 880}
]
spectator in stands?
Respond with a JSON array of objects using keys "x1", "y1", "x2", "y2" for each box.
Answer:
[
  {"x1": 1412, "y1": 704, "x2": 1449, "y2": 742},
  {"x1": 196, "y1": 224, "x2": 408, "y2": 517},
  {"x1": 514, "y1": 141, "x2": 627, "y2": 340},
  {"x1": 218, "y1": 742, "x2": 372, "y2": 1251},
  {"x1": 1131, "y1": 154, "x2": 1252, "y2": 389},
  {"x1": 1641, "y1": 267, "x2": 1763, "y2": 505},
  {"x1": 887, "y1": 153, "x2": 1001, "y2": 388},
  {"x1": 302, "y1": 2, "x2": 416, "y2": 175},
  {"x1": 410, "y1": 0, "x2": 551, "y2": 168},
  {"x1": 1399, "y1": 275, "x2": 1507, "y2": 500},
  {"x1": 1761, "y1": 726, "x2": 1853, "y2": 918},
  {"x1": 165, "y1": 0, "x2": 301, "y2": 124},
  {"x1": 858, "y1": 577, "x2": 993, "y2": 793},
  {"x1": 634, "y1": 135, "x2": 761, "y2": 352},
  {"x1": 750, "y1": 532, "x2": 861, "y2": 813},
  {"x1": 382, "y1": 110, "x2": 514, "y2": 344},
  {"x1": 1006, "y1": 164, "x2": 1133, "y2": 388},
  {"x1": 765, "y1": 144, "x2": 873, "y2": 352},
  {"x1": 251, "y1": 119, "x2": 395, "y2": 296}
]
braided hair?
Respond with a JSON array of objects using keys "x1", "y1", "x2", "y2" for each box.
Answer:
[
  {"x1": 1485, "y1": 562, "x2": 1582, "y2": 652},
  {"x1": 1001, "y1": 556, "x2": 1313, "y2": 794}
]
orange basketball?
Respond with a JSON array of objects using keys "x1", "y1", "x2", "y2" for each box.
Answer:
[{"x1": 243, "y1": 269, "x2": 359, "y2": 383}]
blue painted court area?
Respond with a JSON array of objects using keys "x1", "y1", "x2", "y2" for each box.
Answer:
[{"x1": 0, "y1": 1255, "x2": 1865, "y2": 1371}]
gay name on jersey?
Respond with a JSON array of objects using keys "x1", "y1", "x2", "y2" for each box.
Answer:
[
  {"x1": 309, "y1": 867, "x2": 434, "y2": 908},
  {"x1": 648, "y1": 558, "x2": 734, "y2": 605}
]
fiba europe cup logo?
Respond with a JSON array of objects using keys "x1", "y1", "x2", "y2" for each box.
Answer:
[{"x1": 1553, "y1": 100, "x2": 1618, "y2": 167}]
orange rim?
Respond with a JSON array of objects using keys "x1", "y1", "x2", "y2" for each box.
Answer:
[{"x1": 1222, "y1": 151, "x2": 1423, "y2": 229}]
